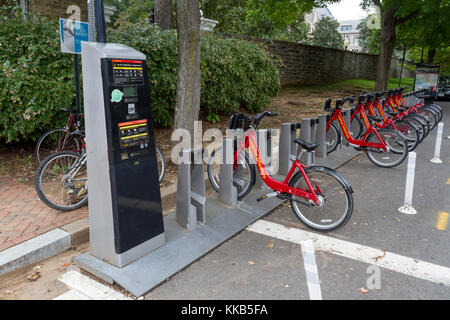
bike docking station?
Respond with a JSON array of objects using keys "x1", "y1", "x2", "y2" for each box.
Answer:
[{"x1": 278, "y1": 113, "x2": 360, "y2": 173}]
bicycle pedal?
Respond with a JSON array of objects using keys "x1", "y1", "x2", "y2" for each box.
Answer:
[{"x1": 256, "y1": 192, "x2": 279, "y2": 202}]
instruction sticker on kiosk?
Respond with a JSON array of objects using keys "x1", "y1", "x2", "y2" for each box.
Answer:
[{"x1": 118, "y1": 119, "x2": 150, "y2": 150}]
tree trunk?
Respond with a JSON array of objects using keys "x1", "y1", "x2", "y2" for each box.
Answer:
[
  {"x1": 375, "y1": 8, "x2": 396, "y2": 90},
  {"x1": 174, "y1": 0, "x2": 201, "y2": 138},
  {"x1": 155, "y1": 0, "x2": 173, "y2": 30},
  {"x1": 427, "y1": 49, "x2": 436, "y2": 63}
]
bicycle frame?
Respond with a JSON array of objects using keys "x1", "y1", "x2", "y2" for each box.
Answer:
[
  {"x1": 232, "y1": 129, "x2": 320, "y2": 204},
  {"x1": 57, "y1": 113, "x2": 84, "y2": 152},
  {"x1": 328, "y1": 107, "x2": 387, "y2": 151}
]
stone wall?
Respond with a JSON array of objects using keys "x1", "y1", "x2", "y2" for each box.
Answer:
[
  {"x1": 28, "y1": 0, "x2": 89, "y2": 21},
  {"x1": 252, "y1": 39, "x2": 414, "y2": 87},
  {"x1": 260, "y1": 39, "x2": 379, "y2": 87}
]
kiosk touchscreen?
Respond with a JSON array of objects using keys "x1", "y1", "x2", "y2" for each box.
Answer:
[{"x1": 81, "y1": 42, "x2": 165, "y2": 267}]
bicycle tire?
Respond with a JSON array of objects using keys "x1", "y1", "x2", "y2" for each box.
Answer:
[
  {"x1": 391, "y1": 120, "x2": 420, "y2": 152},
  {"x1": 155, "y1": 147, "x2": 165, "y2": 183},
  {"x1": 207, "y1": 147, "x2": 255, "y2": 200},
  {"x1": 326, "y1": 122, "x2": 341, "y2": 154},
  {"x1": 35, "y1": 128, "x2": 82, "y2": 164},
  {"x1": 288, "y1": 166, "x2": 353, "y2": 231},
  {"x1": 350, "y1": 114, "x2": 364, "y2": 139},
  {"x1": 365, "y1": 129, "x2": 408, "y2": 168},
  {"x1": 35, "y1": 151, "x2": 88, "y2": 211},
  {"x1": 402, "y1": 116, "x2": 425, "y2": 143}
]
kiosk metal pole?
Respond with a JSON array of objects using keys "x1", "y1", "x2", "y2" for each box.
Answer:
[
  {"x1": 74, "y1": 55, "x2": 81, "y2": 114},
  {"x1": 95, "y1": 0, "x2": 107, "y2": 43}
]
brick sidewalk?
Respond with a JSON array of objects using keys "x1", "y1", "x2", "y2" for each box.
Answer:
[{"x1": 0, "y1": 178, "x2": 88, "y2": 252}]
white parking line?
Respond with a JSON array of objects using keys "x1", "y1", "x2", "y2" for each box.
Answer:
[
  {"x1": 300, "y1": 239, "x2": 322, "y2": 300},
  {"x1": 54, "y1": 270, "x2": 132, "y2": 300},
  {"x1": 247, "y1": 220, "x2": 450, "y2": 287},
  {"x1": 53, "y1": 289, "x2": 90, "y2": 300}
]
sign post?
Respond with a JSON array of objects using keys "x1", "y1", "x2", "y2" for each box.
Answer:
[{"x1": 59, "y1": 18, "x2": 90, "y2": 115}]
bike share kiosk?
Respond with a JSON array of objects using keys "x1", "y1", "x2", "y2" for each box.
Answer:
[{"x1": 81, "y1": 42, "x2": 165, "y2": 267}]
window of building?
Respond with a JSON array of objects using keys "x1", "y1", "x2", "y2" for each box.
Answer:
[{"x1": 341, "y1": 25, "x2": 352, "y2": 31}]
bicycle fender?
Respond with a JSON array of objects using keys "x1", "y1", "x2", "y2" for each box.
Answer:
[{"x1": 305, "y1": 165, "x2": 354, "y2": 194}]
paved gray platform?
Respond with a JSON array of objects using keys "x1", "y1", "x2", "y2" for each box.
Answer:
[{"x1": 74, "y1": 190, "x2": 284, "y2": 297}]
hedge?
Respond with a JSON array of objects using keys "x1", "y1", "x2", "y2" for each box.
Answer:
[{"x1": 0, "y1": 7, "x2": 280, "y2": 143}]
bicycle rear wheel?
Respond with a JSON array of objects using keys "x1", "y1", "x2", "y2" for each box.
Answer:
[
  {"x1": 35, "y1": 128, "x2": 82, "y2": 164},
  {"x1": 35, "y1": 151, "x2": 88, "y2": 211},
  {"x1": 288, "y1": 166, "x2": 353, "y2": 231},
  {"x1": 365, "y1": 129, "x2": 408, "y2": 168}
]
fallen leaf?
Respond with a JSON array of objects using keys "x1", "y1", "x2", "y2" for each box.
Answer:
[
  {"x1": 374, "y1": 249, "x2": 388, "y2": 262},
  {"x1": 28, "y1": 271, "x2": 41, "y2": 281},
  {"x1": 266, "y1": 243, "x2": 274, "y2": 249},
  {"x1": 358, "y1": 288, "x2": 369, "y2": 294}
]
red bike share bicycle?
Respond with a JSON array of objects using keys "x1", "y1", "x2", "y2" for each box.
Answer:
[
  {"x1": 207, "y1": 111, "x2": 354, "y2": 231},
  {"x1": 325, "y1": 96, "x2": 409, "y2": 168}
]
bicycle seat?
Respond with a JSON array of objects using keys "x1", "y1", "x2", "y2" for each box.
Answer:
[
  {"x1": 386, "y1": 110, "x2": 398, "y2": 116},
  {"x1": 294, "y1": 139, "x2": 319, "y2": 151},
  {"x1": 60, "y1": 108, "x2": 78, "y2": 113},
  {"x1": 367, "y1": 115, "x2": 383, "y2": 122},
  {"x1": 374, "y1": 92, "x2": 384, "y2": 99}
]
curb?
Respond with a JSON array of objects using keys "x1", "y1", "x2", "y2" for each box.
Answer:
[{"x1": 0, "y1": 229, "x2": 71, "y2": 276}]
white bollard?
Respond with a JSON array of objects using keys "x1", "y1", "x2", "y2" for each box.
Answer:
[
  {"x1": 398, "y1": 152, "x2": 417, "y2": 215},
  {"x1": 430, "y1": 123, "x2": 444, "y2": 163}
]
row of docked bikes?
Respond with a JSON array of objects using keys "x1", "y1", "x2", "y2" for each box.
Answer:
[{"x1": 34, "y1": 88, "x2": 442, "y2": 233}]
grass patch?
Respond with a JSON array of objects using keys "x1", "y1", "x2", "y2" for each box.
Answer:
[{"x1": 282, "y1": 78, "x2": 415, "y2": 94}]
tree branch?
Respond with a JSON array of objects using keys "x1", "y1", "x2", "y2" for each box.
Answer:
[{"x1": 395, "y1": 10, "x2": 420, "y2": 26}]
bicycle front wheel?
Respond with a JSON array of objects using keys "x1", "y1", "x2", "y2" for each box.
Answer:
[
  {"x1": 35, "y1": 151, "x2": 88, "y2": 211},
  {"x1": 155, "y1": 147, "x2": 165, "y2": 183},
  {"x1": 289, "y1": 166, "x2": 353, "y2": 231},
  {"x1": 326, "y1": 122, "x2": 341, "y2": 154},
  {"x1": 365, "y1": 129, "x2": 408, "y2": 168},
  {"x1": 207, "y1": 147, "x2": 255, "y2": 200}
]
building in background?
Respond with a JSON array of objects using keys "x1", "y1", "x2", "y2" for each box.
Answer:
[
  {"x1": 304, "y1": 7, "x2": 335, "y2": 32},
  {"x1": 338, "y1": 19, "x2": 363, "y2": 52}
]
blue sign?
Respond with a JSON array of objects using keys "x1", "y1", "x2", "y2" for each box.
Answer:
[{"x1": 60, "y1": 18, "x2": 90, "y2": 54}]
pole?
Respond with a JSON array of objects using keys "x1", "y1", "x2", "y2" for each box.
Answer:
[
  {"x1": 88, "y1": 0, "x2": 97, "y2": 42},
  {"x1": 95, "y1": 0, "x2": 107, "y2": 43},
  {"x1": 430, "y1": 123, "x2": 444, "y2": 163},
  {"x1": 398, "y1": 152, "x2": 417, "y2": 215},
  {"x1": 74, "y1": 54, "x2": 81, "y2": 115},
  {"x1": 399, "y1": 44, "x2": 406, "y2": 88}
]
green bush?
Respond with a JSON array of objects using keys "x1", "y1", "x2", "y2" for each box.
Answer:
[
  {"x1": 110, "y1": 22, "x2": 280, "y2": 126},
  {"x1": 0, "y1": 7, "x2": 75, "y2": 143},
  {"x1": 0, "y1": 9, "x2": 280, "y2": 143}
]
